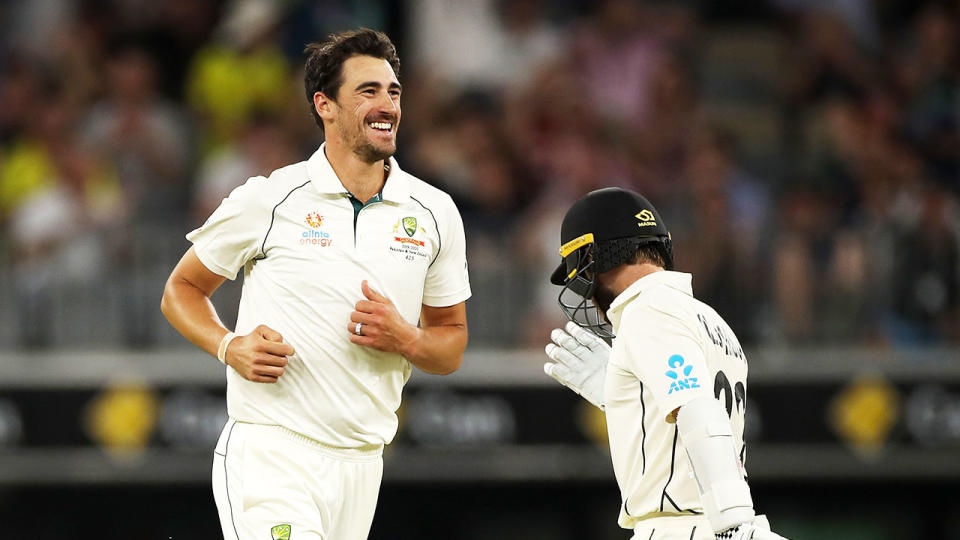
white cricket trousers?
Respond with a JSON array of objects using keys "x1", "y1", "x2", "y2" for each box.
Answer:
[
  {"x1": 631, "y1": 515, "x2": 714, "y2": 540},
  {"x1": 213, "y1": 418, "x2": 383, "y2": 540}
]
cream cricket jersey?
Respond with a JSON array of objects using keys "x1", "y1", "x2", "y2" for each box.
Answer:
[
  {"x1": 604, "y1": 271, "x2": 748, "y2": 530},
  {"x1": 188, "y1": 144, "x2": 471, "y2": 448}
]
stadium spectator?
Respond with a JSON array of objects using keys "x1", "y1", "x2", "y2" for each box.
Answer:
[
  {"x1": 0, "y1": 0, "x2": 958, "y2": 348},
  {"x1": 185, "y1": 0, "x2": 291, "y2": 152},
  {"x1": 6, "y1": 84, "x2": 120, "y2": 347}
]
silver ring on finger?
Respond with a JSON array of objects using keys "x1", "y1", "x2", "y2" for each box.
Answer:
[{"x1": 354, "y1": 322, "x2": 364, "y2": 336}]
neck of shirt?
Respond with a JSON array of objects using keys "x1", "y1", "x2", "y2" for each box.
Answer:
[{"x1": 347, "y1": 190, "x2": 383, "y2": 242}]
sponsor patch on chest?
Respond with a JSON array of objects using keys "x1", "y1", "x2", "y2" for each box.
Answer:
[{"x1": 300, "y1": 211, "x2": 334, "y2": 247}]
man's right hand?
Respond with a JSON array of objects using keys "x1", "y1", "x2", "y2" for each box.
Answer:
[
  {"x1": 224, "y1": 325, "x2": 295, "y2": 383},
  {"x1": 544, "y1": 321, "x2": 610, "y2": 409}
]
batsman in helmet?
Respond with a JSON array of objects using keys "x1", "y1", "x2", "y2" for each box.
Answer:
[{"x1": 545, "y1": 187, "x2": 789, "y2": 540}]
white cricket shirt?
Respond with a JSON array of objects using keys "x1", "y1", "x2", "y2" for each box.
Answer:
[
  {"x1": 187, "y1": 144, "x2": 471, "y2": 448},
  {"x1": 604, "y1": 271, "x2": 748, "y2": 529}
]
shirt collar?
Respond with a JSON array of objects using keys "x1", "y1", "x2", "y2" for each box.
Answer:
[
  {"x1": 606, "y1": 271, "x2": 693, "y2": 333},
  {"x1": 306, "y1": 143, "x2": 410, "y2": 203}
]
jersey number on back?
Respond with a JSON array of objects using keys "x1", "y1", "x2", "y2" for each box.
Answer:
[{"x1": 714, "y1": 370, "x2": 745, "y2": 418}]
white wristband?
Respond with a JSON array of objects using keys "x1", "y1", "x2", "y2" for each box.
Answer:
[{"x1": 217, "y1": 332, "x2": 237, "y2": 364}]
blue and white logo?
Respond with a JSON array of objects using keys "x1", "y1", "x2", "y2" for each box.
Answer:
[{"x1": 666, "y1": 354, "x2": 700, "y2": 395}]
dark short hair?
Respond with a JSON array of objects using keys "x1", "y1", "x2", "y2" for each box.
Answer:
[
  {"x1": 303, "y1": 28, "x2": 400, "y2": 131},
  {"x1": 635, "y1": 241, "x2": 674, "y2": 271}
]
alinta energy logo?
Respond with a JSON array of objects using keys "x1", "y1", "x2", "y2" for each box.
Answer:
[
  {"x1": 304, "y1": 212, "x2": 324, "y2": 228},
  {"x1": 301, "y1": 211, "x2": 332, "y2": 247}
]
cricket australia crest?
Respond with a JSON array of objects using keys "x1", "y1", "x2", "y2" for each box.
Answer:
[
  {"x1": 402, "y1": 216, "x2": 418, "y2": 237},
  {"x1": 271, "y1": 524, "x2": 291, "y2": 540},
  {"x1": 391, "y1": 216, "x2": 429, "y2": 262}
]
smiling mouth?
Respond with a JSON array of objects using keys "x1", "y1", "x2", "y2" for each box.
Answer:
[{"x1": 368, "y1": 121, "x2": 394, "y2": 133}]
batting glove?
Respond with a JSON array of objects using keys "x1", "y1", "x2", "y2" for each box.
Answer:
[
  {"x1": 544, "y1": 321, "x2": 610, "y2": 410},
  {"x1": 719, "y1": 516, "x2": 788, "y2": 540}
]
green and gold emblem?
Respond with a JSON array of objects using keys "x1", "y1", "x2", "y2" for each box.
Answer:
[
  {"x1": 402, "y1": 216, "x2": 418, "y2": 237},
  {"x1": 271, "y1": 524, "x2": 291, "y2": 540}
]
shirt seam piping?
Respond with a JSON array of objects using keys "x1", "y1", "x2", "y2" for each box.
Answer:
[
  {"x1": 409, "y1": 195, "x2": 441, "y2": 267},
  {"x1": 254, "y1": 180, "x2": 311, "y2": 260}
]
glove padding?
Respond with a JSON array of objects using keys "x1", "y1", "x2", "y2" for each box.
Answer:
[
  {"x1": 720, "y1": 516, "x2": 788, "y2": 540},
  {"x1": 544, "y1": 321, "x2": 610, "y2": 409}
]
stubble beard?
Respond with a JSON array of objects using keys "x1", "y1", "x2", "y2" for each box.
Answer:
[
  {"x1": 337, "y1": 114, "x2": 396, "y2": 164},
  {"x1": 593, "y1": 280, "x2": 617, "y2": 324},
  {"x1": 353, "y1": 141, "x2": 394, "y2": 163}
]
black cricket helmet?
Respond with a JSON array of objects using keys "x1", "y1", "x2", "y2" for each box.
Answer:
[{"x1": 550, "y1": 187, "x2": 673, "y2": 338}]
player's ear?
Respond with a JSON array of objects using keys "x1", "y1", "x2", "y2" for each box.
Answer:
[{"x1": 314, "y1": 91, "x2": 337, "y2": 123}]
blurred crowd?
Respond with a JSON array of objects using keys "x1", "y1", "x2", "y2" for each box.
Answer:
[{"x1": 0, "y1": 0, "x2": 957, "y2": 349}]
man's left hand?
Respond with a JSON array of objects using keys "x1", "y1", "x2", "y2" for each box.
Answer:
[{"x1": 348, "y1": 280, "x2": 418, "y2": 354}]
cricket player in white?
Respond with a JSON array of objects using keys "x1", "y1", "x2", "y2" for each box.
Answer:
[
  {"x1": 161, "y1": 29, "x2": 470, "y2": 540},
  {"x1": 543, "y1": 188, "x2": 788, "y2": 540}
]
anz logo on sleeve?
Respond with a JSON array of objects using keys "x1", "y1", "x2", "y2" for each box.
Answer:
[{"x1": 666, "y1": 354, "x2": 700, "y2": 395}]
